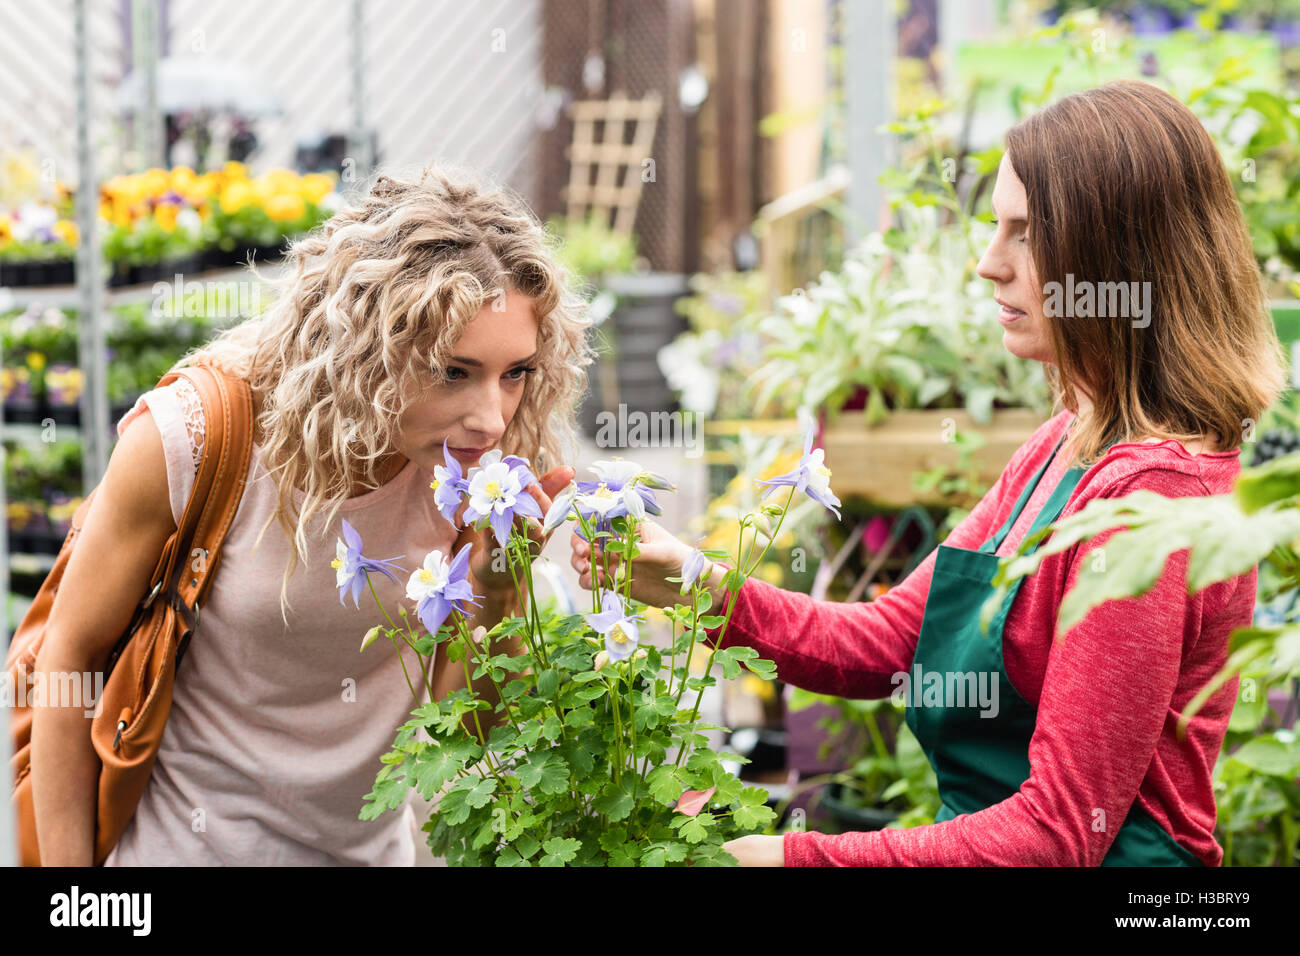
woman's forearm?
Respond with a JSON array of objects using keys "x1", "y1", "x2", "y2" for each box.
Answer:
[
  {"x1": 29, "y1": 646, "x2": 101, "y2": 866},
  {"x1": 700, "y1": 563, "x2": 929, "y2": 700}
]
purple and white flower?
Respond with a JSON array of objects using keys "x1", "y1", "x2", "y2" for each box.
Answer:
[
  {"x1": 573, "y1": 458, "x2": 673, "y2": 538},
  {"x1": 462, "y1": 450, "x2": 544, "y2": 548},
  {"x1": 582, "y1": 591, "x2": 641, "y2": 663},
  {"x1": 679, "y1": 548, "x2": 709, "y2": 594},
  {"x1": 332, "y1": 517, "x2": 407, "y2": 608},
  {"x1": 405, "y1": 543, "x2": 482, "y2": 636},
  {"x1": 429, "y1": 440, "x2": 469, "y2": 526},
  {"x1": 756, "y1": 414, "x2": 841, "y2": 519},
  {"x1": 541, "y1": 483, "x2": 578, "y2": 535}
]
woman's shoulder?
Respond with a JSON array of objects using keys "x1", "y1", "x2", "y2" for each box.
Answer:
[
  {"x1": 1078, "y1": 435, "x2": 1243, "y2": 503},
  {"x1": 117, "y1": 375, "x2": 206, "y2": 476}
]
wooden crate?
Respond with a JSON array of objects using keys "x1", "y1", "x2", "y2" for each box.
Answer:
[{"x1": 822, "y1": 408, "x2": 1044, "y2": 507}]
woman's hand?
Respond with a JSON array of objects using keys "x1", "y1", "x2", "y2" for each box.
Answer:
[
  {"x1": 569, "y1": 518, "x2": 720, "y2": 609},
  {"x1": 459, "y1": 465, "x2": 575, "y2": 597},
  {"x1": 722, "y1": 834, "x2": 786, "y2": 866}
]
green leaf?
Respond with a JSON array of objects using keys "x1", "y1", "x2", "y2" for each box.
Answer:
[
  {"x1": 539, "y1": 837, "x2": 583, "y2": 867},
  {"x1": 674, "y1": 811, "x2": 716, "y2": 844},
  {"x1": 1229, "y1": 736, "x2": 1300, "y2": 777},
  {"x1": 412, "y1": 751, "x2": 457, "y2": 799},
  {"x1": 515, "y1": 833, "x2": 541, "y2": 860},
  {"x1": 537, "y1": 669, "x2": 560, "y2": 699},
  {"x1": 517, "y1": 752, "x2": 570, "y2": 795},
  {"x1": 593, "y1": 781, "x2": 635, "y2": 821},
  {"x1": 360, "y1": 775, "x2": 410, "y2": 820},
  {"x1": 439, "y1": 788, "x2": 472, "y2": 826},
  {"x1": 646, "y1": 765, "x2": 684, "y2": 804},
  {"x1": 542, "y1": 712, "x2": 564, "y2": 742},
  {"x1": 733, "y1": 802, "x2": 776, "y2": 830},
  {"x1": 598, "y1": 827, "x2": 629, "y2": 852},
  {"x1": 516, "y1": 721, "x2": 543, "y2": 748},
  {"x1": 465, "y1": 776, "x2": 496, "y2": 809}
]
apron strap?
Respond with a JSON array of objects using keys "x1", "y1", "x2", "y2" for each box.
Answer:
[{"x1": 980, "y1": 430, "x2": 1069, "y2": 555}]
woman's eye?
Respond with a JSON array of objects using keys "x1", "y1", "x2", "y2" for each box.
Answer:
[
  {"x1": 506, "y1": 365, "x2": 536, "y2": 382},
  {"x1": 441, "y1": 367, "x2": 468, "y2": 382}
]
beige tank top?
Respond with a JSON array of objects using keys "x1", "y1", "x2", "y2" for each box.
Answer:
[{"x1": 103, "y1": 374, "x2": 457, "y2": 865}]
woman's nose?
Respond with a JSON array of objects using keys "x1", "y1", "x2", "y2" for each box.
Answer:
[
  {"x1": 462, "y1": 386, "x2": 506, "y2": 440},
  {"x1": 976, "y1": 235, "x2": 1013, "y2": 285}
]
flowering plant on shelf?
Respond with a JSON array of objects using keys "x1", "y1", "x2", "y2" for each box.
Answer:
[{"x1": 334, "y1": 431, "x2": 838, "y2": 866}]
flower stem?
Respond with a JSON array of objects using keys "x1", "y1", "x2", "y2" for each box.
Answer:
[
  {"x1": 365, "y1": 572, "x2": 427, "y2": 705},
  {"x1": 454, "y1": 617, "x2": 522, "y2": 734},
  {"x1": 513, "y1": 532, "x2": 550, "y2": 669},
  {"x1": 389, "y1": 635, "x2": 421, "y2": 707},
  {"x1": 574, "y1": 510, "x2": 600, "y2": 614}
]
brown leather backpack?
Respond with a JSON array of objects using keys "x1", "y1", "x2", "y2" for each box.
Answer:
[{"x1": 6, "y1": 363, "x2": 252, "y2": 865}]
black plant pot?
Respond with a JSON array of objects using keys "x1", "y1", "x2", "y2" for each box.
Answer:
[
  {"x1": 0, "y1": 258, "x2": 75, "y2": 287},
  {"x1": 819, "y1": 781, "x2": 901, "y2": 832},
  {"x1": 578, "y1": 272, "x2": 689, "y2": 441},
  {"x1": 727, "y1": 727, "x2": 788, "y2": 777}
]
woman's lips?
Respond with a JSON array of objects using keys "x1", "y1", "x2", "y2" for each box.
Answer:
[
  {"x1": 997, "y1": 300, "x2": 1027, "y2": 326},
  {"x1": 447, "y1": 445, "x2": 489, "y2": 459}
]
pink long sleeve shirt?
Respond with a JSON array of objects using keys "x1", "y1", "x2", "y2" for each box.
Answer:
[{"x1": 707, "y1": 410, "x2": 1253, "y2": 866}]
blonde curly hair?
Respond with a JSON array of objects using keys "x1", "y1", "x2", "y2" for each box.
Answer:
[{"x1": 171, "y1": 163, "x2": 593, "y2": 625}]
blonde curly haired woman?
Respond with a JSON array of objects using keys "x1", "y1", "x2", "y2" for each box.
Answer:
[{"x1": 31, "y1": 166, "x2": 591, "y2": 865}]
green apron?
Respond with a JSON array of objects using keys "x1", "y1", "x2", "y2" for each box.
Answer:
[{"x1": 902, "y1": 433, "x2": 1202, "y2": 866}]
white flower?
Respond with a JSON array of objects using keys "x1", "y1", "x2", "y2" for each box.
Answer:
[
  {"x1": 576, "y1": 482, "x2": 623, "y2": 517},
  {"x1": 406, "y1": 550, "x2": 452, "y2": 603},
  {"x1": 542, "y1": 483, "x2": 577, "y2": 534},
  {"x1": 177, "y1": 208, "x2": 202, "y2": 236},
  {"x1": 589, "y1": 459, "x2": 644, "y2": 486},
  {"x1": 467, "y1": 460, "x2": 525, "y2": 516},
  {"x1": 333, "y1": 538, "x2": 358, "y2": 588},
  {"x1": 803, "y1": 447, "x2": 833, "y2": 497}
]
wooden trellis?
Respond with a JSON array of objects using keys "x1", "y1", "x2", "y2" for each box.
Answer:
[{"x1": 563, "y1": 91, "x2": 662, "y2": 236}]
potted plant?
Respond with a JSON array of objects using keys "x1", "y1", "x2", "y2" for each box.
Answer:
[
  {"x1": 783, "y1": 689, "x2": 941, "y2": 834},
  {"x1": 330, "y1": 442, "x2": 862, "y2": 864},
  {"x1": 548, "y1": 215, "x2": 691, "y2": 440}
]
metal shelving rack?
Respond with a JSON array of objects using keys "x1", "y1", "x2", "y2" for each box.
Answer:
[{"x1": 1, "y1": 0, "x2": 375, "y2": 644}]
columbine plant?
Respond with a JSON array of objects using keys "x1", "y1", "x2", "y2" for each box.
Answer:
[{"x1": 337, "y1": 430, "x2": 838, "y2": 866}]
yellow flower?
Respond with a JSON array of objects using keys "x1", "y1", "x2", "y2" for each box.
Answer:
[
  {"x1": 264, "y1": 167, "x2": 298, "y2": 191},
  {"x1": 154, "y1": 202, "x2": 179, "y2": 232},
  {"x1": 220, "y1": 180, "x2": 253, "y2": 213},
  {"x1": 26, "y1": 352, "x2": 47, "y2": 372},
  {"x1": 299, "y1": 172, "x2": 335, "y2": 204},
  {"x1": 140, "y1": 167, "x2": 169, "y2": 198},
  {"x1": 189, "y1": 173, "x2": 218, "y2": 200},
  {"x1": 169, "y1": 166, "x2": 197, "y2": 193},
  {"x1": 0, "y1": 215, "x2": 11, "y2": 242},
  {"x1": 52, "y1": 220, "x2": 79, "y2": 245},
  {"x1": 265, "y1": 193, "x2": 306, "y2": 222},
  {"x1": 222, "y1": 160, "x2": 248, "y2": 180}
]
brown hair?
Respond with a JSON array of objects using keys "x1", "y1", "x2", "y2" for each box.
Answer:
[{"x1": 1005, "y1": 79, "x2": 1286, "y2": 465}]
